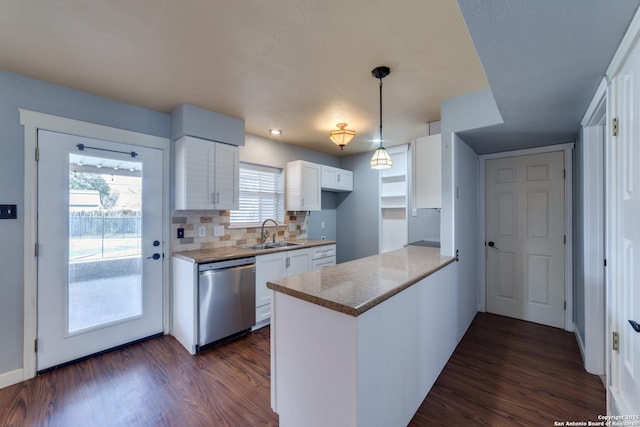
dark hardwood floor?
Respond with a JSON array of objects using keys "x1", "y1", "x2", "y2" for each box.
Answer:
[
  {"x1": 409, "y1": 313, "x2": 606, "y2": 426},
  {"x1": 0, "y1": 313, "x2": 604, "y2": 427}
]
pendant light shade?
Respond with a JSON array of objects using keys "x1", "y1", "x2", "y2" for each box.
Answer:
[
  {"x1": 370, "y1": 145, "x2": 393, "y2": 169},
  {"x1": 370, "y1": 66, "x2": 392, "y2": 170},
  {"x1": 329, "y1": 123, "x2": 356, "y2": 150}
]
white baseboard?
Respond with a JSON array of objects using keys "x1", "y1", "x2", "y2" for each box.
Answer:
[
  {"x1": 573, "y1": 323, "x2": 586, "y2": 366},
  {"x1": 0, "y1": 368, "x2": 24, "y2": 390}
]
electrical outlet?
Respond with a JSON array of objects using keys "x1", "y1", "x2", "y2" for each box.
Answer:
[
  {"x1": 321, "y1": 221, "x2": 325, "y2": 229},
  {"x1": 412, "y1": 208, "x2": 417, "y2": 217},
  {"x1": 214, "y1": 225, "x2": 225, "y2": 237},
  {"x1": 288, "y1": 222, "x2": 296, "y2": 232},
  {"x1": 177, "y1": 228, "x2": 184, "y2": 239},
  {"x1": 0, "y1": 204, "x2": 17, "y2": 219},
  {"x1": 198, "y1": 226, "x2": 206, "y2": 237}
]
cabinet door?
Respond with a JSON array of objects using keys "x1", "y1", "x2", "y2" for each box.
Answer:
[
  {"x1": 176, "y1": 136, "x2": 212, "y2": 210},
  {"x1": 213, "y1": 143, "x2": 239, "y2": 210},
  {"x1": 300, "y1": 163, "x2": 321, "y2": 210},
  {"x1": 321, "y1": 166, "x2": 338, "y2": 189},
  {"x1": 286, "y1": 248, "x2": 311, "y2": 276},
  {"x1": 336, "y1": 170, "x2": 353, "y2": 191},
  {"x1": 255, "y1": 252, "x2": 286, "y2": 308}
]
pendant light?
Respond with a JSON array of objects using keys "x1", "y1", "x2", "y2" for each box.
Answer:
[
  {"x1": 370, "y1": 66, "x2": 393, "y2": 170},
  {"x1": 329, "y1": 123, "x2": 356, "y2": 150}
]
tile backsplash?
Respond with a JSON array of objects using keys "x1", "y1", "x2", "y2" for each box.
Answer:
[{"x1": 172, "y1": 211, "x2": 308, "y2": 252}]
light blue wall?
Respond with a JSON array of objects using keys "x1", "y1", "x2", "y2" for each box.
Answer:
[
  {"x1": 0, "y1": 70, "x2": 170, "y2": 375},
  {"x1": 407, "y1": 145, "x2": 441, "y2": 242},
  {"x1": 336, "y1": 152, "x2": 380, "y2": 263}
]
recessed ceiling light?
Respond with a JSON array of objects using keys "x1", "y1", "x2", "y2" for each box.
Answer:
[{"x1": 269, "y1": 129, "x2": 283, "y2": 135}]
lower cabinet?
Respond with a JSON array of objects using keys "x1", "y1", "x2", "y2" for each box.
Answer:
[{"x1": 254, "y1": 247, "x2": 313, "y2": 329}]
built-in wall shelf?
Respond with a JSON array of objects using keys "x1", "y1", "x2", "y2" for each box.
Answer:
[{"x1": 379, "y1": 145, "x2": 409, "y2": 253}]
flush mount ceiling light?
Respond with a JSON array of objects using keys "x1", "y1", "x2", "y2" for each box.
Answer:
[
  {"x1": 370, "y1": 66, "x2": 393, "y2": 170},
  {"x1": 329, "y1": 123, "x2": 356, "y2": 151},
  {"x1": 269, "y1": 129, "x2": 283, "y2": 135}
]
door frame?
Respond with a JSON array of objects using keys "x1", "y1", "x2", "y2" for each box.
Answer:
[
  {"x1": 20, "y1": 109, "x2": 171, "y2": 381},
  {"x1": 579, "y1": 79, "x2": 607, "y2": 375},
  {"x1": 478, "y1": 142, "x2": 574, "y2": 331}
]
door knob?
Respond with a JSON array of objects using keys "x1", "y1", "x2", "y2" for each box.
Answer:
[
  {"x1": 147, "y1": 253, "x2": 161, "y2": 260},
  {"x1": 153, "y1": 240, "x2": 160, "y2": 247},
  {"x1": 630, "y1": 320, "x2": 640, "y2": 333},
  {"x1": 487, "y1": 241, "x2": 499, "y2": 250}
]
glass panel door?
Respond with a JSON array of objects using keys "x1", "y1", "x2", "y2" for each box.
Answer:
[{"x1": 37, "y1": 130, "x2": 163, "y2": 371}]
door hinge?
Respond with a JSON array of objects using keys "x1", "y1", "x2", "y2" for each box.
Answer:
[
  {"x1": 35, "y1": 147, "x2": 40, "y2": 162},
  {"x1": 613, "y1": 331, "x2": 619, "y2": 352},
  {"x1": 34, "y1": 339, "x2": 38, "y2": 353},
  {"x1": 564, "y1": 235, "x2": 567, "y2": 245},
  {"x1": 34, "y1": 242, "x2": 39, "y2": 257},
  {"x1": 563, "y1": 169, "x2": 566, "y2": 179},
  {"x1": 564, "y1": 301, "x2": 567, "y2": 310},
  {"x1": 604, "y1": 259, "x2": 607, "y2": 267},
  {"x1": 612, "y1": 117, "x2": 618, "y2": 136}
]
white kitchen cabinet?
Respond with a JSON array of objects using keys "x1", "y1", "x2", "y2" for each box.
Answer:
[
  {"x1": 175, "y1": 135, "x2": 239, "y2": 210},
  {"x1": 255, "y1": 252, "x2": 287, "y2": 327},
  {"x1": 412, "y1": 135, "x2": 441, "y2": 209},
  {"x1": 172, "y1": 257, "x2": 199, "y2": 355},
  {"x1": 311, "y1": 244, "x2": 336, "y2": 269},
  {"x1": 286, "y1": 161, "x2": 321, "y2": 211},
  {"x1": 321, "y1": 165, "x2": 353, "y2": 192},
  {"x1": 254, "y1": 246, "x2": 314, "y2": 329}
]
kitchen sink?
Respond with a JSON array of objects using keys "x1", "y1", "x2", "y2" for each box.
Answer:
[
  {"x1": 239, "y1": 244, "x2": 269, "y2": 250},
  {"x1": 266, "y1": 242, "x2": 302, "y2": 248},
  {"x1": 238, "y1": 242, "x2": 302, "y2": 251}
]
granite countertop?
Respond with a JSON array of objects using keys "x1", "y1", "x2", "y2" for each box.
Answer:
[
  {"x1": 267, "y1": 246, "x2": 455, "y2": 317},
  {"x1": 173, "y1": 239, "x2": 336, "y2": 263}
]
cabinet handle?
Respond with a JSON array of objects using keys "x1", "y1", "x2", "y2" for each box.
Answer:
[
  {"x1": 286, "y1": 257, "x2": 290, "y2": 268},
  {"x1": 301, "y1": 197, "x2": 305, "y2": 207},
  {"x1": 337, "y1": 175, "x2": 341, "y2": 183},
  {"x1": 216, "y1": 192, "x2": 220, "y2": 204},
  {"x1": 211, "y1": 192, "x2": 216, "y2": 204}
]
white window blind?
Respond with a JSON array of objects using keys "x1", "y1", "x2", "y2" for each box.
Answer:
[{"x1": 230, "y1": 163, "x2": 284, "y2": 225}]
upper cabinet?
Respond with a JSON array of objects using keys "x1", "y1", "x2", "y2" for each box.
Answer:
[
  {"x1": 175, "y1": 136, "x2": 239, "y2": 210},
  {"x1": 286, "y1": 161, "x2": 321, "y2": 211},
  {"x1": 321, "y1": 165, "x2": 353, "y2": 192},
  {"x1": 412, "y1": 135, "x2": 441, "y2": 209}
]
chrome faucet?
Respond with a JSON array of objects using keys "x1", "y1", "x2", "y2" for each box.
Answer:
[{"x1": 260, "y1": 218, "x2": 279, "y2": 244}]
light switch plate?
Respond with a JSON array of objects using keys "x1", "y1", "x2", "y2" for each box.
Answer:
[{"x1": 213, "y1": 225, "x2": 225, "y2": 237}]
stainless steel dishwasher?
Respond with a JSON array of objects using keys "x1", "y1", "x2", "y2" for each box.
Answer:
[{"x1": 198, "y1": 257, "x2": 256, "y2": 348}]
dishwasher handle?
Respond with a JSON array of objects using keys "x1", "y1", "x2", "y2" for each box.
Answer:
[{"x1": 198, "y1": 257, "x2": 256, "y2": 272}]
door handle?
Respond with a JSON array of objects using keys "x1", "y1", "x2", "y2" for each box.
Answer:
[
  {"x1": 153, "y1": 240, "x2": 160, "y2": 247},
  {"x1": 487, "y1": 241, "x2": 499, "y2": 250},
  {"x1": 147, "y1": 253, "x2": 161, "y2": 260},
  {"x1": 630, "y1": 320, "x2": 640, "y2": 333}
]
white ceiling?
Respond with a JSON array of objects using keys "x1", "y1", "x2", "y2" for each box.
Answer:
[{"x1": 0, "y1": 0, "x2": 488, "y2": 156}]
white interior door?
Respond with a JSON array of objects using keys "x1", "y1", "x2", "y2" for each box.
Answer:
[
  {"x1": 485, "y1": 151, "x2": 565, "y2": 328},
  {"x1": 37, "y1": 130, "x2": 164, "y2": 371},
  {"x1": 609, "y1": 43, "x2": 640, "y2": 415}
]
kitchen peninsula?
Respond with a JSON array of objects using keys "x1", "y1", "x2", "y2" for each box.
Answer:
[{"x1": 267, "y1": 246, "x2": 456, "y2": 427}]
